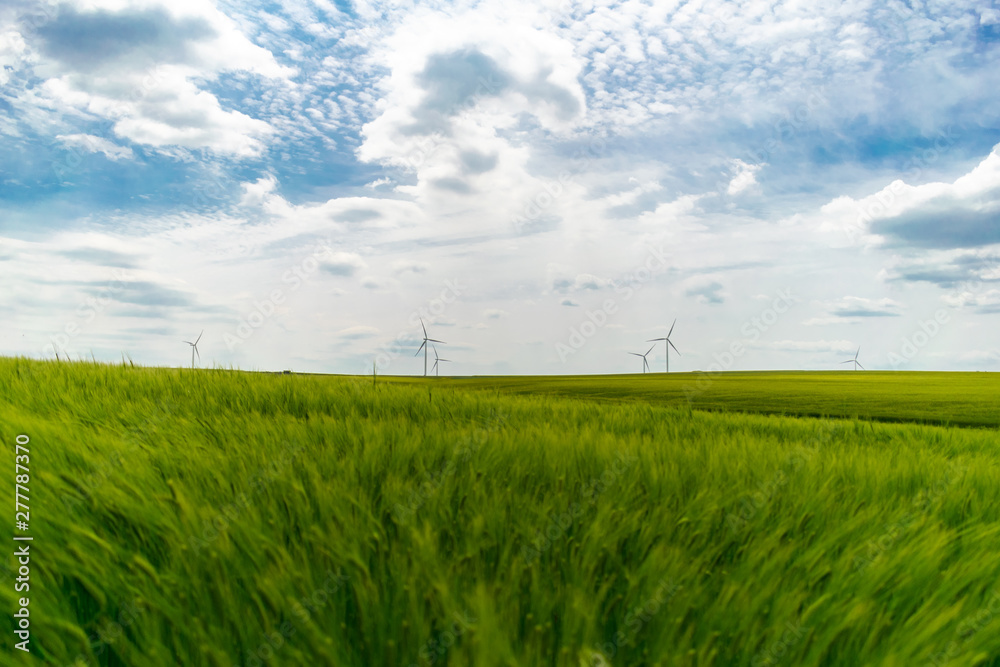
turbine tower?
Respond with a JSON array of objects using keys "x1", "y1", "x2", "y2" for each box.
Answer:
[
  {"x1": 628, "y1": 344, "x2": 655, "y2": 373},
  {"x1": 841, "y1": 346, "x2": 865, "y2": 370},
  {"x1": 648, "y1": 319, "x2": 680, "y2": 373},
  {"x1": 415, "y1": 318, "x2": 445, "y2": 377},
  {"x1": 432, "y1": 346, "x2": 451, "y2": 377},
  {"x1": 183, "y1": 330, "x2": 203, "y2": 369}
]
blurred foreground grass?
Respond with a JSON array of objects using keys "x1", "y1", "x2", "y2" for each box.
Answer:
[{"x1": 1, "y1": 358, "x2": 998, "y2": 666}]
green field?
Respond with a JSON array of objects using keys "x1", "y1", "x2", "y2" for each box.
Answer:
[
  {"x1": 381, "y1": 371, "x2": 1000, "y2": 429},
  {"x1": 2, "y1": 358, "x2": 1000, "y2": 666}
]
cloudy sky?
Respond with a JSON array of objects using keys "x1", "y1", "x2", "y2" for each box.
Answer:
[{"x1": 2, "y1": 0, "x2": 999, "y2": 375}]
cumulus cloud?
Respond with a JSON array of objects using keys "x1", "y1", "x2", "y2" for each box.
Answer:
[
  {"x1": 815, "y1": 144, "x2": 1000, "y2": 249},
  {"x1": 23, "y1": 0, "x2": 293, "y2": 156}
]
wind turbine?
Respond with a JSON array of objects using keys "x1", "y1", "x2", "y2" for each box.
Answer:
[
  {"x1": 841, "y1": 346, "x2": 865, "y2": 370},
  {"x1": 648, "y1": 319, "x2": 680, "y2": 373},
  {"x1": 183, "y1": 330, "x2": 203, "y2": 369},
  {"x1": 432, "y1": 346, "x2": 451, "y2": 377},
  {"x1": 414, "y1": 318, "x2": 445, "y2": 377},
  {"x1": 628, "y1": 344, "x2": 655, "y2": 373}
]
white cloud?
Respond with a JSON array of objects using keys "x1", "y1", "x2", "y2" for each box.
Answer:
[
  {"x1": 320, "y1": 252, "x2": 367, "y2": 277},
  {"x1": 759, "y1": 339, "x2": 857, "y2": 353},
  {"x1": 365, "y1": 177, "x2": 393, "y2": 189},
  {"x1": 21, "y1": 0, "x2": 294, "y2": 155},
  {"x1": 943, "y1": 289, "x2": 1000, "y2": 310},
  {"x1": 56, "y1": 133, "x2": 134, "y2": 160},
  {"x1": 392, "y1": 260, "x2": 428, "y2": 275},
  {"x1": 726, "y1": 159, "x2": 763, "y2": 195},
  {"x1": 804, "y1": 296, "x2": 904, "y2": 325},
  {"x1": 0, "y1": 28, "x2": 25, "y2": 86},
  {"x1": 336, "y1": 325, "x2": 378, "y2": 339},
  {"x1": 239, "y1": 175, "x2": 278, "y2": 208},
  {"x1": 108, "y1": 73, "x2": 274, "y2": 156},
  {"x1": 810, "y1": 143, "x2": 1000, "y2": 249}
]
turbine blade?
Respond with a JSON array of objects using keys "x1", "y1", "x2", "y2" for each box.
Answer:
[
  {"x1": 195, "y1": 330, "x2": 203, "y2": 345},
  {"x1": 628, "y1": 352, "x2": 642, "y2": 357},
  {"x1": 668, "y1": 339, "x2": 680, "y2": 355},
  {"x1": 195, "y1": 347, "x2": 201, "y2": 361},
  {"x1": 856, "y1": 362, "x2": 865, "y2": 370},
  {"x1": 647, "y1": 338, "x2": 666, "y2": 342},
  {"x1": 668, "y1": 318, "x2": 676, "y2": 337},
  {"x1": 841, "y1": 360, "x2": 853, "y2": 364},
  {"x1": 415, "y1": 341, "x2": 426, "y2": 356},
  {"x1": 420, "y1": 318, "x2": 427, "y2": 338},
  {"x1": 646, "y1": 344, "x2": 655, "y2": 355},
  {"x1": 428, "y1": 338, "x2": 446, "y2": 343}
]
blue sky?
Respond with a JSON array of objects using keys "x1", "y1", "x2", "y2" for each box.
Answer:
[{"x1": 2, "y1": 0, "x2": 1000, "y2": 374}]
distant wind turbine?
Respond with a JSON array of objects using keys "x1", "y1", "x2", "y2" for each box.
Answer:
[
  {"x1": 841, "y1": 346, "x2": 865, "y2": 371},
  {"x1": 415, "y1": 318, "x2": 445, "y2": 377},
  {"x1": 183, "y1": 330, "x2": 203, "y2": 369},
  {"x1": 628, "y1": 344, "x2": 655, "y2": 373},
  {"x1": 648, "y1": 319, "x2": 680, "y2": 373},
  {"x1": 432, "y1": 346, "x2": 451, "y2": 377}
]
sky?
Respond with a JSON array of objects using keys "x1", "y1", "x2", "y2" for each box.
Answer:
[{"x1": 2, "y1": 0, "x2": 999, "y2": 376}]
